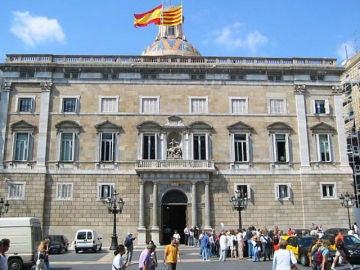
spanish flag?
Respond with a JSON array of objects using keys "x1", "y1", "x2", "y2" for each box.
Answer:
[
  {"x1": 134, "y1": 4, "x2": 163, "y2": 27},
  {"x1": 161, "y1": 5, "x2": 183, "y2": 26}
]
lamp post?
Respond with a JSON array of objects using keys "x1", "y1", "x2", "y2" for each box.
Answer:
[
  {"x1": 0, "y1": 198, "x2": 10, "y2": 216},
  {"x1": 230, "y1": 190, "x2": 248, "y2": 229},
  {"x1": 102, "y1": 191, "x2": 125, "y2": 250},
  {"x1": 339, "y1": 191, "x2": 355, "y2": 229}
]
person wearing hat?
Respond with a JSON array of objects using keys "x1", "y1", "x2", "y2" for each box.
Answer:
[
  {"x1": 138, "y1": 243, "x2": 155, "y2": 270},
  {"x1": 124, "y1": 233, "x2": 136, "y2": 267}
]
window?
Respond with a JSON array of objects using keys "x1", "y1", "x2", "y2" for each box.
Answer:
[
  {"x1": 269, "y1": 98, "x2": 286, "y2": 114},
  {"x1": 234, "y1": 134, "x2": 248, "y2": 162},
  {"x1": 100, "y1": 97, "x2": 118, "y2": 113},
  {"x1": 13, "y1": 133, "x2": 31, "y2": 161},
  {"x1": 100, "y1": 133, "x2": 115, "y2": 162},
  {"x1": 235, "y1": 184, "x2": 251, "y2": 199},
  {"x1": 142, "y1": 134, "x2": 156, "y2": 159},
  {"x1": 56, "y1": 183, "x2": 73, "y2": 200},
  {"x1": 275, "y1": 184, "x2": 291, "y2": 200},
  {"x1": 321, "y1": 183, "x2": 336, "y2": 199},
  {"x1": 60, "y1": 133, "x2": 76, "y2": 162},
  {"x1": 61, "y1": 97, "x2": 79, "y2": 113},
  {"x1": 193, "y1": 134, "x2": 207, "y2": 160},
  {"x1": 141, "y1": 97, "x2": 159, "y2": 113},
  {"x1": 98, "y1": 183, "x2": 115, "y2": 200},
  {"x1": 314, "y1": 99, "x2": 329, "y2": 114},
  {"x1": 17, "y1": 97, "x2": 34, "y2": 113},
  {"x1": 273, "y1": 134, "x2": 288, "y2": 162},
  {"x1": 316, "y1": 134, "x2": 332, "y2": 162},
  {"x1": 190, "y1": 97, "x2": 208, "y2": 113},
  {"x1": 268, "y1": 74, "x2": 282, "y2": 81},
  {"x1": 8, "y1": 182, "x2": 25, "y2": 200},
  {"x1": 230, "y1": 97, "x2": 248, "y2": 114}
]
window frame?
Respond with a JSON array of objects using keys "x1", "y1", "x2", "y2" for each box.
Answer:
[
  {"x1": 268, "y1": 98, "x2": 286, "y2": 114},
  {"x1": 12, "y1": 132, "x2": 32, "y2": 161},
  {"x1": 229, "y1": 97, "x2": 248, "y2": 114},
  {"x1": 60, "y1": 96, "x2": 80, "y2": 113},
  {"x1": 275, "y1": 183, "x2": 292, "y2": 201},
  {"x1": 17, "y1": 96, "x2": 35, "y2": 113},
  {"x1": 189, "y1": 96, "x2": 208, "y2": 114},
  {"x1": 234, "y1": 184, "x2": 252, "y2": 200},
  {"x1": 97, "y1": 183, "x2": 115, "y2": 200},
  {"x1": 232, "y1": 133, "x2": 249, "y2": 162},
  {"x1": 56, "y1": 182, "x2": 73, "y2": 201},
  {"x1": 59, "y1": 132, "x2": 77, "y2": 162},
  {"x1": 193, "y1": 133, "x2": 207, "y2": 160},
  {"x1": 8, "y1": 181, "x2": 26, "y2": 200},
  {"x1": 316, "y1": 134, "x2": 332, "y2": 162},
  {"x1": 99, "y1": 96, "x2": 119, "y2": 113},
  {"x1": 313, "y1": 99, "x2": 330, "y2": 115},
  {"x1": 272, "y1": 133, "x2": 289, "y2": 163},
  {"x1": 99, "y1": 132, "x2": 116, "y2": 162},
  {"x1": 140, "y1": 96, "x2": 160, "y2": 114},
  {"x1": 320, "y1": 182, "x2": 336, "y2": 199},
  {"x1": 142, "y1": 133, "x2": 157, "y2": 160}
]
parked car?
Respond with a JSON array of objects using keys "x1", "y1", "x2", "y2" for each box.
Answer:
[
  {"x1": 48, "y1": 235, "x2": 69, "y2": 254},
  {"x1": 324, "y1": 228, "x2": 349, "y2": 238},
  {"x1": 74, "y1": 229, "x2": 102, "y2": 253},
  {"x1": 285, "y1": 235, "x2": 317, "y2": 266}
]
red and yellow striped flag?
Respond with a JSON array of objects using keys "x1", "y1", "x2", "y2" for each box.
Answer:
[
  {"x1": 134, "y1": 4, "x2": 163, "y2": 27},
  {"x1": 161, "y1": 5, "x2": 183, "y2": 26}
]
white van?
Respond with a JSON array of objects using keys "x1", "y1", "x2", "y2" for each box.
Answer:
[
  {"x1": 0, "y1": 217, "x2": 42, "y2": 270},
  {"x1": 74, "y1": 229, "x2": 102, "y2": 253}
]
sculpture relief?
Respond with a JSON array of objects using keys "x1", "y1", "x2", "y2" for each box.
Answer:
[{"x1": 167, "y1": 138, "x2": 182, "y2": 159}]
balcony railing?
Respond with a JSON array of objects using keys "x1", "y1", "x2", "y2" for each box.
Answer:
[{"x1": 135, "y1": 159, "x2": 215, "y2": 172}]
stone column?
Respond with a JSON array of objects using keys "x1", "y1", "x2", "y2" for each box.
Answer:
[
  {"x1": 0, "y1": 82, "x2": 11, "y2": 169},
  {"x1": 294, "y1": 85, "x2": 310, "y2": 167},
  {"x1": 191, "y1": 182, "x2": 197, "y2": 228},
  {"x1": 151, "y1": 182, "x2": 160, "y2": 244},
  {"x1": 333, "y1": 87, "x2": 351, "y2": 168},
  {"x1": 137, "y1": 182, "x2": 147, "y2": 245},
  {"x1": 204, "y1": 181, "x2": 211, "y2": 230},
  {"x1": 36, "y1": 81, "x2": 52, "y2": 168}
]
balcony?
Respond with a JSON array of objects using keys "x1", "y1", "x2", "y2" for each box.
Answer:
[{"x1": 135, "y1": 159, "x2": 215, "y2": 173}]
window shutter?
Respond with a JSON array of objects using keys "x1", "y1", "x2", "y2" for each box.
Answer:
[{"x1": 324, "y1": 99, "x2": 330, "y2": 114}]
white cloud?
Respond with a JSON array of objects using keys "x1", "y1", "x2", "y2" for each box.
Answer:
[
  {"x1": 10, "y1": 11, "x2": 66, "y2": 47},
  {"x1": 336, "y1": 41, "x2": 356, "y2": 62},
  {"x1": 214, "y1": 22, "x2": 268, "y2": 52}
]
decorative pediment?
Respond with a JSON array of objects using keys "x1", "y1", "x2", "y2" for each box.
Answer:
[
  {"x1": 267, "y1": 122, "x2": 293, "y2": 133},
  {"x1": 310, "y1": 122, "x2": 336, "y2": 134},
  {"x1": 95, "y1": 120, "x2": 123, "y2": 132},
  {"x1": 136, "y1": 121, "x2": 162, "y2": 132},
  {"x1": 11, "y1": 120, "x2": 36, "y2": 132},
  {"x1": 188, "y1": 121, "x2": 213, "y2": 132},
  {"x1": 165, "y1": 116, "x2": 184, "y2": 127},
  {"x1": 55, "y1": 120, "x2": 82, "y2": 130},
  {"x1": 227, "y1": 121, "x2": 254, "y2": 133}
]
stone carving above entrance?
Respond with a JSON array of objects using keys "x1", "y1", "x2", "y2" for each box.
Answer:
[{"x1": 167, "y1": 138, "x2": 182, "y2": 159}]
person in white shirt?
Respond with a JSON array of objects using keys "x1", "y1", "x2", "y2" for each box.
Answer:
[
  {"x1": 272, "y1": 239, "x2": 297, "y2": 270},
  {"x1": 218, "y1": 231, "x2": 228, "y2": 262},
  {"x1": 112, "y1": 244, "x2": 127, "y2": 270},
  {"x1": 173, "y1": 230, "x2": 181, "y2": 245}
]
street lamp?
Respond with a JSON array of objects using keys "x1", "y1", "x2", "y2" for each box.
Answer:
[
  {"x1": 230, "y1": 190, "x2": 248, "y2": 229},
  {"x1": 0, "y1": 198, "x2": 10, "y2": 216},
  {"x1": 102, "y1": 191, "x2": 125, "y2": 250},
  {"x1": 339, "y1": 191, "x2": 355, "y2": 229}
]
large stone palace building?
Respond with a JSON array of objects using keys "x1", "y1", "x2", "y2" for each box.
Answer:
[{"x1": 0, "y1": 22, "x2": 355, "y2": 245}]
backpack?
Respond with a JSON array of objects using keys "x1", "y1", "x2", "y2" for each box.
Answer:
[
  {"x1": 336, "y1": 239, "x2": 345, "y2": 250},
  {"x1": 124, "y1": 238, "x2": 130, "y2": 247},
  {"x1": 314, "y1": 248, "x2": 323, "y2": 265}
]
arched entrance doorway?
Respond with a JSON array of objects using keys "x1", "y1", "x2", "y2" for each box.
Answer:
[{"x1": 161, "y1": 190, "x2": 187, "y2": 245}]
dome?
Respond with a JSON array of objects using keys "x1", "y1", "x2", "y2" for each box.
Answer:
[
  {"x1": 142, "y1": 24, "x2": 201, "y2": 57},
  {"x1": 142, "y1": 37, "x2": 201, "y2": 56}
]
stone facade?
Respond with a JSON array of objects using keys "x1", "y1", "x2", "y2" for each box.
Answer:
[{"x1": 0, "y1": 53, "x2": 354, "y2": 246}]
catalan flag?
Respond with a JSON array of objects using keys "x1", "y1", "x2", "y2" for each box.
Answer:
[
  {"x1": 134, "y1": 4, "x2": 163, "y2": 27},
  {"x1": 161, "y1": 5, "x2": 183, "y2": 26}
]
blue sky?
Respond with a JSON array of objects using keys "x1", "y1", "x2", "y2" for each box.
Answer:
[{"x1": 0, "y1": 0, "x2": 359, "y2": 65}]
